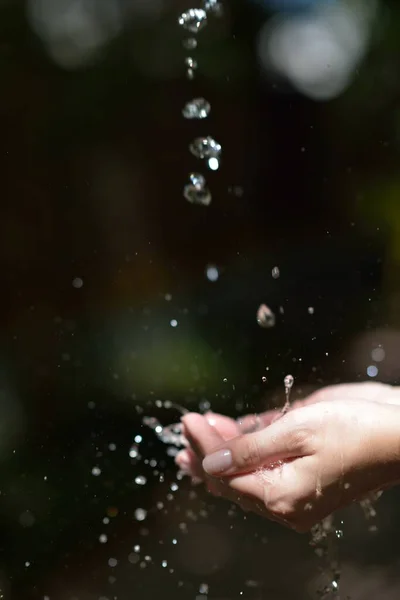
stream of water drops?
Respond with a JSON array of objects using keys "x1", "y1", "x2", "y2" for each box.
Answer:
[{"x1": 179, "y1": 2, "x2": 223, "y2": 205}]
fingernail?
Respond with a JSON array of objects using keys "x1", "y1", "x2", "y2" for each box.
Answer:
[{"x1": 203, "y1": 449, "x2": 232, "y2": 475}]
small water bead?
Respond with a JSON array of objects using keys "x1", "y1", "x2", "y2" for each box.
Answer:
[
  {"x1": 92, "y1": 466, "x2": 101, "y2": 476},
  {"x1": 199, "y1": 583, "x2": 209, "y2": 594},
  {"x1": 308, "y1": 306, "x2": 315, "y2": 314},
  {"x1": 257, "y1": 304, "x2": 275, "y2": 328},
  {"x1": 99, "y1": 534, "x2": 108, "y2": 543},
  {"x1": 108, "y1": 558, "x2": 118, "y2": 568},
  {"x1": 284, "y1": 374, "x2": 294, "y2": 390},
  {"x1": 134, "y1": 508, "x2": 147, "y2": 522},
  {"x1": 178, "y1": 8, "x2": 207, "y2": 34},
  {"x1": 203, "y1": 0, "x2": 224, "y2": 15},
  {"x1": 182, "y1": 98, "x2": 210, "y2": 119},
  {"x1": 183, "y1": 37, "x2": 197, "y2": 50},
  {"x1": 189, "y1": 136, "x2": 221, "y2": 160},
  {"x1": 186, "y1": 68, "x2": 195, "y2": 80},
  {"x1": 185, "y1": 57, "x2": 198, "y2": 69},
  {"x1": 189, "y1": 172, "x2": 205, "y2": 188},
  {"x1": 272, "y1": 266, "x2": 280, "y2": 279},
  {"x1": 135, "y1": 475, "x2": 147, "y2": 486},
  {"x1": 128, "y1": 553, "x2": 140, "y2": 564},
  {"x1": 206, "y1": 264, "x2": 219, "y2": 282},
  {"x1": 129, "y1": 445, "x2": 139, "y2": 458}
]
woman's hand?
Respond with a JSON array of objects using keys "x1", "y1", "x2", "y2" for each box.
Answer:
[
  {"x1": 178, "y1": 397, "x2": 400, "y2": 531},
  {"x1": 176, "y1": 382, "x2": 400, "y2": 482}
]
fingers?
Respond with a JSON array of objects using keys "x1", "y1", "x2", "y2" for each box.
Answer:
[
  {"x1": 202, "y1": 414, "x2": 313, "y2": 476},
  {"x1": 181, "y1": 413, "x2": 224, "y2": 459},
  {"x1": 205, "y1": 412, "x2": 241, "y2": 440}
]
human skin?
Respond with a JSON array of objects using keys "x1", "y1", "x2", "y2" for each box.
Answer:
[{"x1": 175, "y1": 383, "x2": 400, "y2": 531}]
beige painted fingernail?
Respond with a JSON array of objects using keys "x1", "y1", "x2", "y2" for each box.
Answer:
[{"x1": 203, "y1": 449, "x2": 232, "y2": 475}]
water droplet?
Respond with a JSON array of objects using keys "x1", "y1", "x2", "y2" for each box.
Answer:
[
  {"x1": 335, "y1": 529, "x2": 343, "y2": 539},
  {"x1": 257, "y1": 304, "x2": 275, "y2": 328},
  {"x1": 261, "y1": 376, "x2": 267, "y2": 383},
  {"x1": 203, "y1": 0, "x2": 224, "y2": 16},
  {"x1": 170, "y1": 319, "x2": 178, "y2": 327},
  {"x1": 178, "y1": 9, "x2": 207, "y2": 33},
  {"x1": 161, "y1": 560, "x2": 168, "y2": 567},
  {"x1": 189, "y1": 136, "x2": 221, "y2": 160},
  {"x1": 108, "y1": 557, "x2": 118, "y2": 567},
  {"x1": 183, "y1": 37, "x2": 197, "y2": 50},
  {"x1": 92, "y1": 466, "x2": 101, "y2": 476},
  {"x1": 371, "y1": 347, "x2": 385, "y2": 362},
  {"x1": 206, "y1": 264, "x2": 219, "y2": 282},
  {"x1": 208, "y1": 157, "x2": 219, "y2": 170},
  {"x1": 72, "y1": 277, "x2": 83, "y2": 289},
  {"x1": 182, "y1": 98, "x2": 210, "y2": 119},
  {"x1": 99, "y1": 534, "x2": 108, "y2": 543},
  {"x1": 189, "y1": 172, "x2": 206, "y2": 188},
  {"x1": 108, "y1": 443, "x2": 116, "y2": 451},
  {"x1": 308, "y1": 306, "x2": 315, "y2": 314},
  {"x1": 128, "y1": 552, "x2": 140, "y2": 564},
  {"x1": 199, "y1": 583, "x2": 209, "y2": 594},
  {"x1": 272, "y1": 266, "x2": 280, "y2": 279},
  {"x1": 134, "y1": 508, "x2": 147, "y2": 522},
  {"x1": 134, "y1": 435, "x2": 142, "y2": 443},
  {"x1": 135, "y1": 475, "x2": 147, "y2": 486},
  {"x1": 367, "y1": 365, "x2": 378, "y2": 378},
  {"x1": 186, "y1": 68, "x2": 195, "y2": 80},
  {"x1": 185, "y1": 56, "x2": 198, "y2": 69},
  {"x1": 129, "y1": 445, "x2": 139, "y2": 458},
  {"x1": 184, "y1": 184, "x2": 212, "y2": 206}
]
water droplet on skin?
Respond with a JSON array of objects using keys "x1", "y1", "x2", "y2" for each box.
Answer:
[
  {"x1": 189, "y1": 136, "x2": 221, "y2": 160},
  {"x1": 178, "y1": 9, "x2": 207, "y2": 34},
  {"x1": 135, "y1": 475, "x2": 147, "y2": 486},
  {"x1": 183, "y1": 37, "x2": 197, "y2": 50},
  {"x1": 182, "y1": 98, "x2": 210, "y2": 119},
  {"x1": 272, "y1": 266, "x2": 280, "y2": 279},
  {"x1": 257, "y1": 304, "x2": 275, "y2": 328}
]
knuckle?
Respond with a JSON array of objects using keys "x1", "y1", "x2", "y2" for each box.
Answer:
[
  {"x1": 239, "y1": 436, "x2": 262, "y2": 469},
  {"x1": 285, "y1": 427, "x2": 312, "y2": 454}
]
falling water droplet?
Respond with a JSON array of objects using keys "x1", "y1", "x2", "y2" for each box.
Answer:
[
  {"x1": 257, "y1": 304, "x2": 275, "y2": 328},
  {"x1": 183, "y1": 37, "x2": 197, "y2": 50},
  {"x1": 135, "y1": 475, "x2": 147, "y2": 486},
  {"x1": 178, "y1": 9, "x2": 207, "y2": 34},
  {"x1": 272, "y1": 266, "x2": 280, "y2": 279},
  {"x1": 189, "y1": 136, "x2": 222, "y2": 160},
  {"x1": 182, "y1": 98, "x2": 210, "y2": 119},
  {"x1": 203, "y1": 0, "x2": 224, "y2": 16},
  {"x1": 184, "y1": 173, "x2": 212, "y2": 206},
  {"x1": 185, "y1": 57, "x2": 198, "y2": 69},
  {"x1": 189, "y1": 172, "x2": 205, "y2": 188},
  {"x1": 134, "y1": 508, "x2": 147, "y2": 522}
]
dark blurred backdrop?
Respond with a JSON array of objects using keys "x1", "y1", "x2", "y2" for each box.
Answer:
[{"x1": 1, "y1": 0, "x2": 400, "y2": 598}]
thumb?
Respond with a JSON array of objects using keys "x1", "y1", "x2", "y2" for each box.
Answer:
[{"x1": 202, "y1": 415, "x2": 311, "y2": 476}]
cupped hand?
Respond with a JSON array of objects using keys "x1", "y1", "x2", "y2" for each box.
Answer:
[
  {"x1": 176, "y1": 382, "x2": 400, "y2": 483},
  {"x1": 178, "y1": 397, "x2": 400, "y2": 531}
]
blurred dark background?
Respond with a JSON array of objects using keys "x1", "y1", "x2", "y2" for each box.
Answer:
[{"x1": 1, "y1": 0, "x2": 400, "y2": 598}]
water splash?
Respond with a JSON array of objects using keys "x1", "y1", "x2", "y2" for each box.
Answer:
[{"x1": 282, "y1": 374, "x2": 294, "y2": 415}]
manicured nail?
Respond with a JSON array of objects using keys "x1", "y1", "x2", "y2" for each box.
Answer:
[{"x1": 203, "y1": 449, "x2": 232, "y2": 475}]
